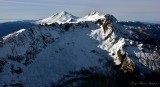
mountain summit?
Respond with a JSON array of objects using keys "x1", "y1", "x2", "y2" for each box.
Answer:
[
  {"x1": 81, "y1": 10, "x2": 104, "y2": 21},
  {"x1": 0, "y1": 11, "x2": 160, "y2": 87},
  {"x1": 37, "y1": 11, "x2": 78, "y2": 24},
  {"x1": 88, "y1": 10, "x2": 100, "y2": 16}
]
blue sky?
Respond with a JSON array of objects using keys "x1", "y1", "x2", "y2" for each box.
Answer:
[{"x1": 0, "y1": 0, "x2": 160, "y2": 23}]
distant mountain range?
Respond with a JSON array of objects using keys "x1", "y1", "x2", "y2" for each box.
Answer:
[
  {"x1": 0, "y1": 11, "x2": 160, "y2": 87},
  {"x1": 0, "y1": 20, "x2": 36, "y2": 40}
]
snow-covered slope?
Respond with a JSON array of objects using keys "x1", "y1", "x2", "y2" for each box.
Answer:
[{"x1": 0, "y1": 11, "x2": 160, "y2": 87}]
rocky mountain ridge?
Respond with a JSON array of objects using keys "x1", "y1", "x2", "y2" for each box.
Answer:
[{"x1": 0, "y1": 11, "x2": 160, "y2": 87}]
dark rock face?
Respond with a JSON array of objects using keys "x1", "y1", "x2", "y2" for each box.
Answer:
[
  {"x1": 121, "y1": 57, "x2": 135, "y2": 73},
  {"x1": 0, "y1": 58, "x2": 7, "y2": 73}
]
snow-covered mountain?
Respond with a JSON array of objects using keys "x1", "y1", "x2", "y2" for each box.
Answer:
[
  {"x1": 0, "y1": 11, "x2": 160, "y2": 87},
  {"x1": 37, "y1": 11, "x2": 78, "y2": 24}
]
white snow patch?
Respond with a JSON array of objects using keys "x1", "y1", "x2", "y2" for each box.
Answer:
[{"x1": 2, "y1": 29, "x2": 26, "y2": 41}]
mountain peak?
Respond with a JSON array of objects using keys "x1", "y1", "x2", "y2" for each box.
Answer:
[
  {"x1": 60, "y1": 11, "x2": 69, "y2": 15},
  {"x1": 50, "y1": 11, "x2": 73, "y2": 18},
  {"x1": 37, "y1": 11, "x2": 78, "y2": 24},
  {"x1": 79, "y1": 10, "x2": 104, "y2": 21},
  {"x1": 88, "y1": 10, "x2": 99, "y2": 16}
]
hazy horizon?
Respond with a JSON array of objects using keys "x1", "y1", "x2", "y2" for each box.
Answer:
[{"x1": 0, "y1": 0, "x2": 160, "y2": 23}]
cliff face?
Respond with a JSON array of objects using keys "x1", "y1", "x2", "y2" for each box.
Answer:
[{"x1": 0, "y1": 11, "x2": 160, "y2": 87}]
